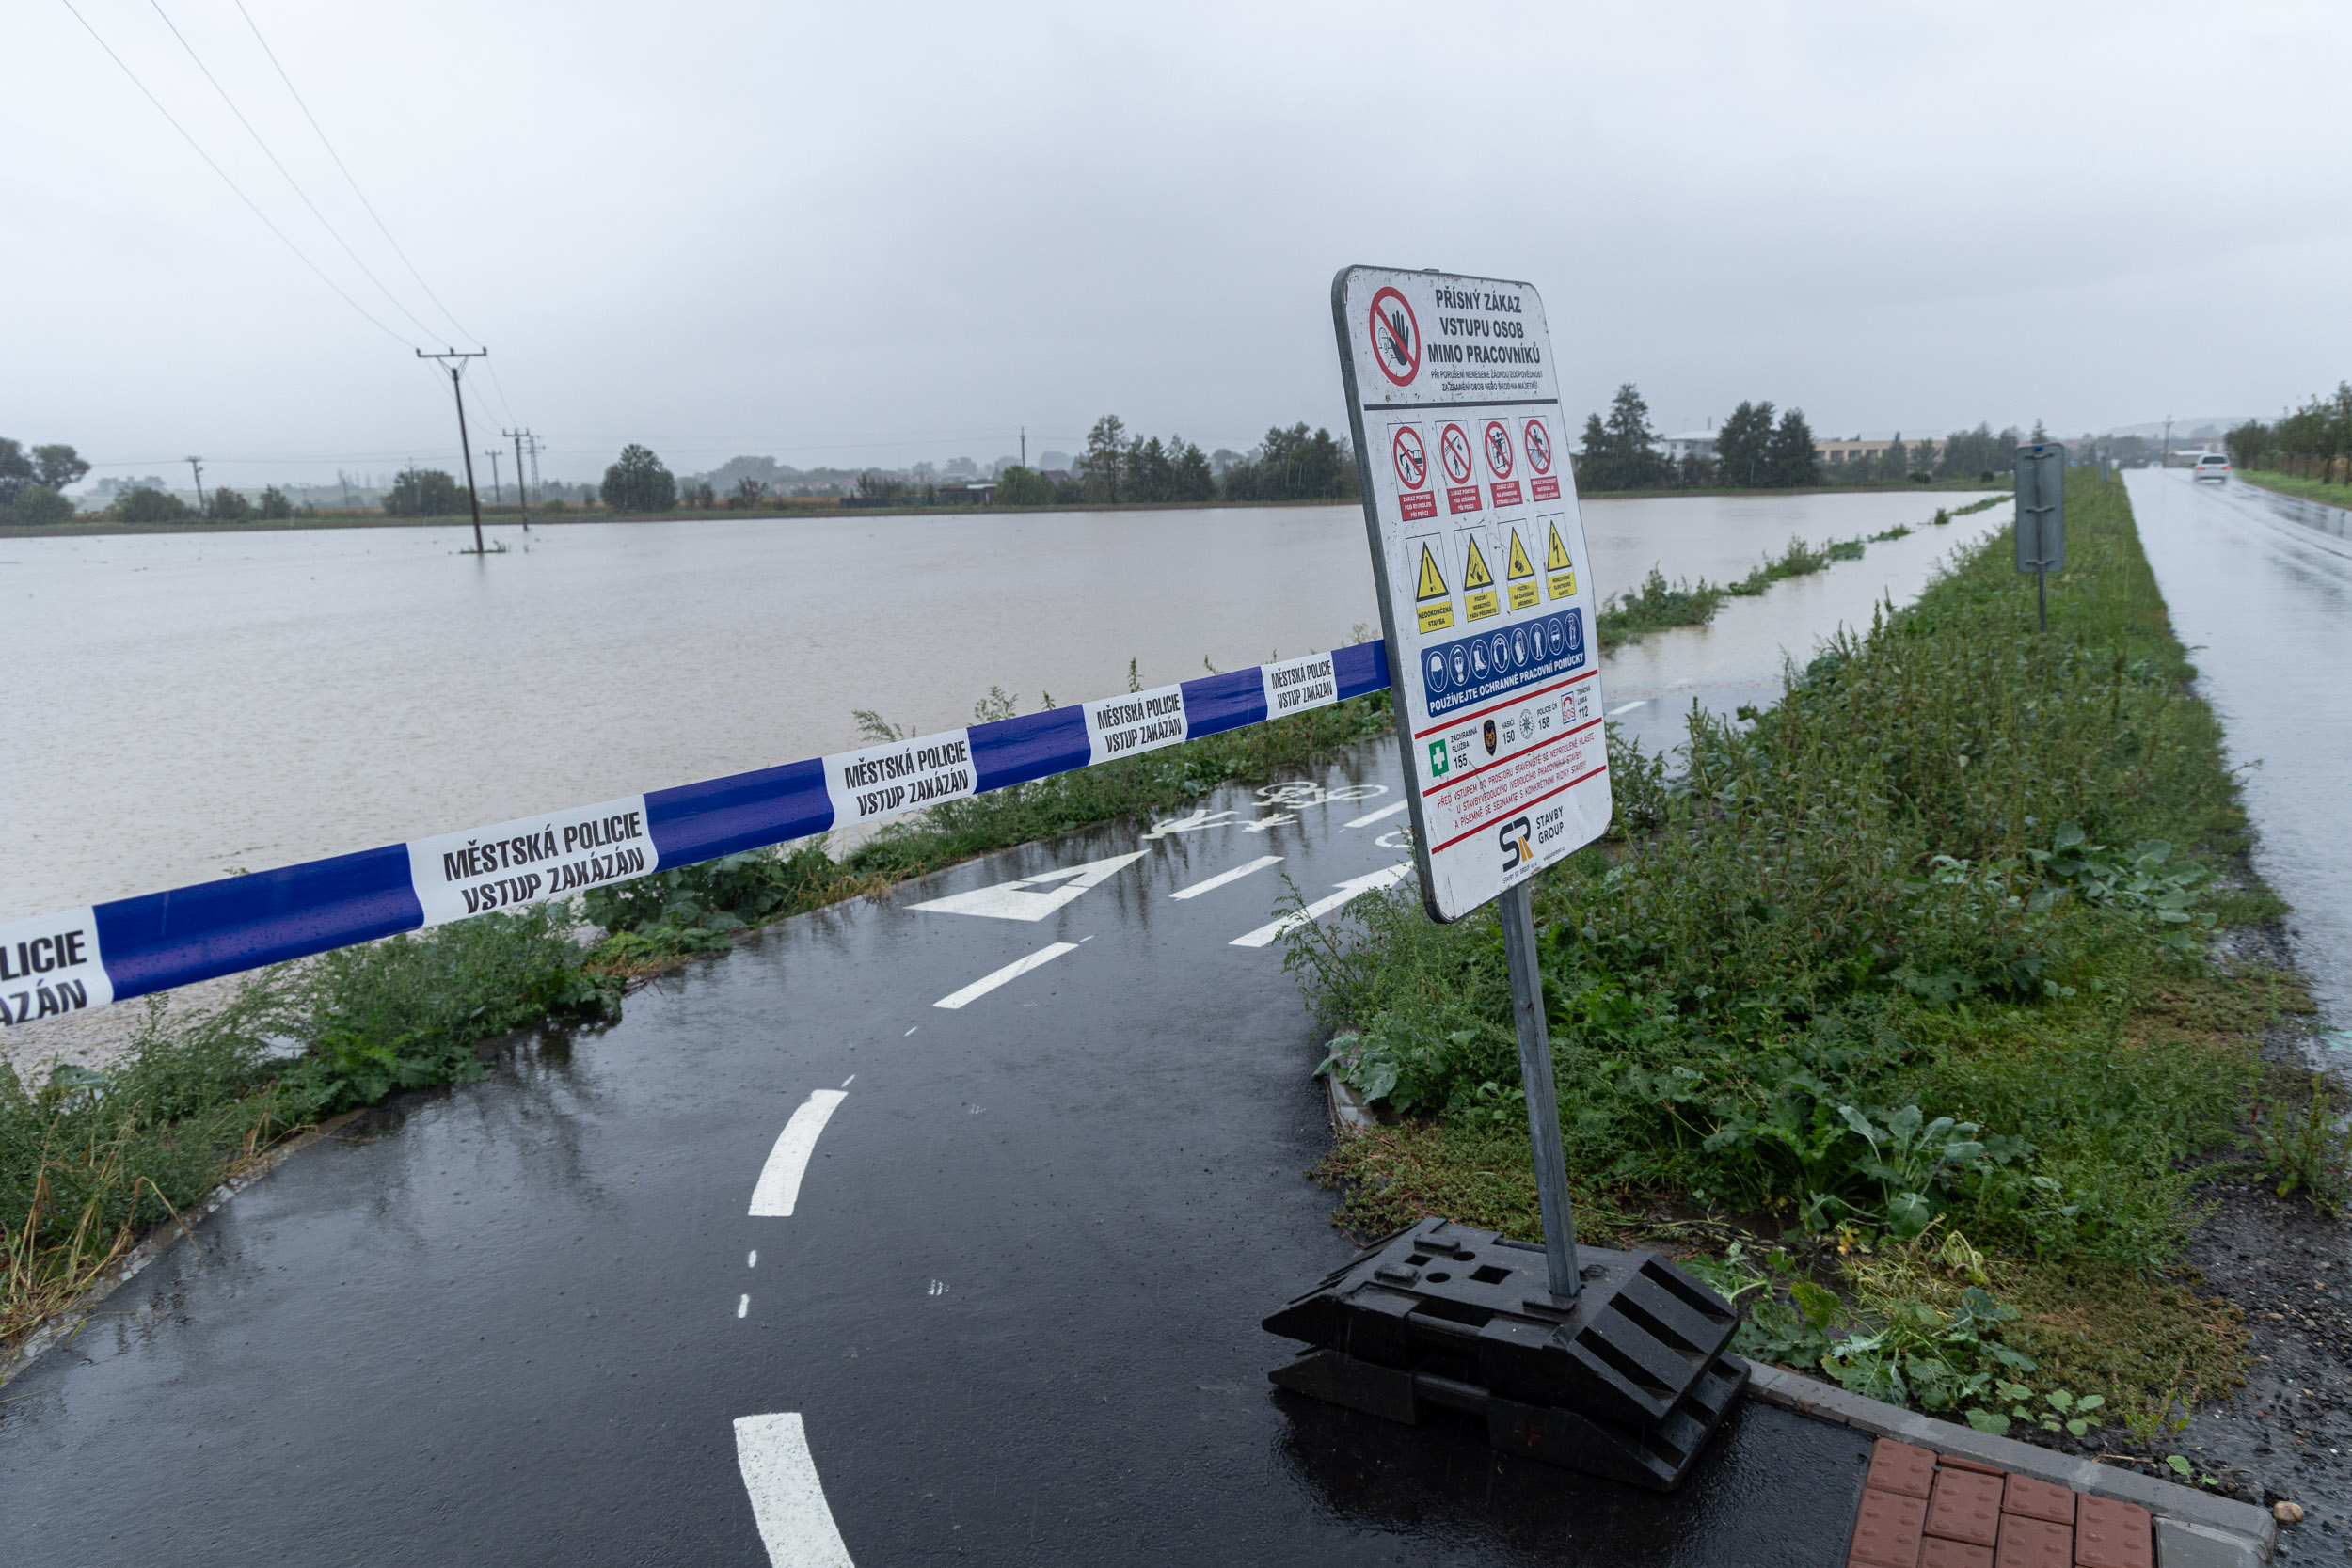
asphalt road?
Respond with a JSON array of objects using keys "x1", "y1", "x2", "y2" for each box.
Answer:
[
  {"x1": 0, "y1": 746, "x2": 1870, "y2": 1567},
  {"x1": 2128, "y1": 468, "x2": 2352, "y2": 1023}
]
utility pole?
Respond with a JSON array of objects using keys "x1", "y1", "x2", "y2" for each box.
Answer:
[
  {"x1": 2162, "y1": 414, "x2": 2173, "y2": 469},
  {"x1": 503, "y1": 427, "x2": 538, "y2": 531},
  {"x1": 482, "y1": 449, "x2": 503, "y2": 505},
  {"x1": 418, "y1": 347, "x2": 490, "y2": 552},
  {"x1": 184, "y1": 455, "x2": 206, "y2": 514},
  {"x1": 1020, "y1": 426, "x2": 1026, "y2": 467}
]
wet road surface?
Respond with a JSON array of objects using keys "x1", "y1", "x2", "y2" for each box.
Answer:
[
  {"x1": 0, "y1": 752, "x2": 1869, "y2": 1566},
  {"x1": 2129, "y1": 469, "x2": 2352, "y2": 1022}
]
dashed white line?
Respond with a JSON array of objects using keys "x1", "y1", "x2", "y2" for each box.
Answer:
[
  {"x1": 734, "y1": 1413, "x2": 856, "y2": 1568},
  {"x1": 1170, "y1": 854, "x2": 1282, "y2": 899},
  {"x1": 749, "y1": 1089, "x2": 849, "y2": 1216},
  {"x1": 1231, "y1": 863, "x2": 1413, "y2": 948},
  {"x1": 737, "y1": 1293, "x2": 750, "y2": 1319},
  {"x1": 1343, "y1": 801, "x2": 1408, "y2": 829},
  {"x1": 747, "y1": 1250, "x2": 757, "y2": 1268},
  {"x1": 931, "y1": 942, "x2": 1078, "y2": 1010},
  {"x1": 903, "y1": 1026, "x2": 917, "y2": 1037},
  {"x1": 1608, "y1": 700, "x2": 1648, "y2": 716},
  {"x1": 840, "y1": 1073, "x2": 855, "y2": 1088}
]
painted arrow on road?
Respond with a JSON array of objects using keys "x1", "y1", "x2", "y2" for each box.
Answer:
[
  {"x1": 1230, "y1": 863, "x2": 1412, "y2": 948},
  {"x1": 908, "y1": 852, "x2": 1146, "y2": 922}
]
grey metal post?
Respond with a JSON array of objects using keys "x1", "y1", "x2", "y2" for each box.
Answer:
[{"x1": 1498, "y1": 880, "x2": 1579, "y2": 1299}]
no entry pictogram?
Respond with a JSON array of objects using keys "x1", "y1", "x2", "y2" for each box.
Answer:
[
  {"x1": 1439, "y1": 422, "x2": 1474, "y2": 484},
  {"x1": 1522, "y1": 418, "x2": 1553, "y2": 475},
  {"x1": 1368, "y1": 288, "x2": 1421, "y2": 387},
  {"x1": 1392, "y1": 425, "x2": 1428, "y2": 490},
  {"x1": 1483, "y1": 420, "x2": 1514, "y2": 479}
]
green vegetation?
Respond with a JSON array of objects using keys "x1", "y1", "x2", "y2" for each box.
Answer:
[
  {"x1": 2228, "y1": 388, "x2": 2352, "y2": 483},
  {"x1": 1594, "y1": 493, "x2": 2008, "y2": 650},
  {"x1": 2233, "y1": 468, "x2": 2352, "y2": 510},
  {"x1": 0, "y1": 438, "x2": 88, "y2": 526},
  {"x1": 385, "y1": 467, "x2": 467, "y2": 518},
  {"x1": 0, "y1": 908, "x2": 618, "y2": 1349},
  {"x1": 1, "y1": 673, "x2": 1399, "y2": 1352},
  {"x1": 602, "y1": 443, "x2": 677, "y2": 514},
  {"x1": 1294, "y1": 470, "x2": 2316, "y2": 1437}
]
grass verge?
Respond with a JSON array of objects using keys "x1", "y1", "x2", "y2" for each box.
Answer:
[
  {"x1": 2232, "y1": 468, "x2": 2352, "y2": 511},
  {"x1": 1597, "y1": 493, "x2": 2009, "y2": 648},
  {"x1": 1292, "y1": 469, "x2": 2324, "y2": 1447}
]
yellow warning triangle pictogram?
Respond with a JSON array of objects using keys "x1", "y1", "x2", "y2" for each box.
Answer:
[
  {"x1": 1462, "y1": 536, "x2": 1495, "y2": 591},
  {"x1": 1546, "y1": 521, "x2": 1573, "y2": 571},
  {"x1": 1506, "y1": 528, "x2": 1535, "y2": 580},
  {"x1": 1414, "y1": 543, "x2": 1450, "y2": 601}
]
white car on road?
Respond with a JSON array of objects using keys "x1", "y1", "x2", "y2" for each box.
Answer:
[{"x1": 2192, "y1": 453, "x2": 2232, "y2": 482}]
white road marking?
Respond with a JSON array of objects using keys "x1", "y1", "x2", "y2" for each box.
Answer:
[
  {"x1": 932, "y1": 942, "x2": 1078, "y2": 1009},
  {"x1": 903, "y1": 1026, "x2": 916, "y2": 1037},
  {"x1": 840, "y1": 1074, "x2": 855, "y2": 1088},
  {"x1": 748, "y1": 1090, "x2": 849, "y2": 1216},
  {"x1": 1231, "y1": 863, "x2": 1413, "y2": 948},
  {"x1": 747, "y1": 1250, "x2": 757, "y2": 1268},
  {"x1": 1344, "y1": 800, "x2": 1408, "y2": 829},
  {"x1": 908, "y1": 851, "x2": 1145, "y2": 921},
  {"x1": 1140, "y1": 807, "x2": 1235, "y2": 839},
  {"x1": 737, "y1": 1293, "x2": 749, "y2": 1319},
  {"x1": 1170, "y1": 855, "x2": 1282, "y2": 900},
  {"x1": 733, "y1": 1413, "x2": 856, "y2": 1568},
  {"x1": 1608, "y1": 700, "x2": 1648, "y2": 716},
  {"x1": 927, "y1": 1279, "x2": 948, "y2": 1296},
  {"x1": 1236, "y1": 813, "x2": 1299, "y2": 833}
]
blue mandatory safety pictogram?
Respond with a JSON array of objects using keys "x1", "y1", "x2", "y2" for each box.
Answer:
[{"x1": 1420, "y1": 610, "x2": 1584, "y2": 717}]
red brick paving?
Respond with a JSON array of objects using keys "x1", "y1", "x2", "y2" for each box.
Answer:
[
  {"x1": 1926, "y1": 1469, "x2": 2005, "y2": 1547},
  {"x1": 1847, "y1": 1438, "x2": 2152, "y2": 1568},
  {"x1": 2073, "y1": 1496, "x2": 2154, "y2": 1568}
]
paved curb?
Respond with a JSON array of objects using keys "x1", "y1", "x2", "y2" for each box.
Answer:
[
  {"x1": 0, "y1": 1112, "x2": 356, "y2": 1391},
  {"x1": 1745, "y1": 1363, "x2": 2277, "y2": 1563}
]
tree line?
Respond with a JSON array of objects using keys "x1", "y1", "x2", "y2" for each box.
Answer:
[
  {"x1": 0, "y1": 438, "x2": 89, "y2": 525},
  {"x1": 1572, "y1": 384, "x2": 2030, "y2": 493},
  {"x1": 991, "y1": 415, "x2": 1357, "y2": 507},
  {"x1": 2226, "y1": 386, "x2": 2352, "y2": 483}
]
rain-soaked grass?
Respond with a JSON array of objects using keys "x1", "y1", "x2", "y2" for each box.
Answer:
[{"x1": 1293, "y1": 470, "x2": 2316, "y2": 1442}]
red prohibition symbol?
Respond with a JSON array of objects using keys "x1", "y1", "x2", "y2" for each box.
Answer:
[
  {"x1": 1438, "y1": 422, "x2": 1474, "y2": 484},
  {"x1": 1368, "y1": 287, "x2": 1421, "y2": 387},
  {"x1": 1391, "y1": 426, "x2": 1428, "y2": 490},
  {"x1": 1522, "y1": 418, "x2": 1553, "y2": 474},
  {"x1": 1483, "y1": 420, "x2": 1514, "y2": 479}
]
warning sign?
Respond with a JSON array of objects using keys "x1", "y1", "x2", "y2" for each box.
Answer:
[
  {"x1": 1369, "y1": 287, "x2": 1421, "y2": 387},
  {"x1": 1392, "y1": 425, "x2": 1435, "y2": 520},
  {"x1": 1505, "y1": 526, "x2": 1539, "y2": 610},
  {"x1": 1335, "y1": 263, "x2": 1612, "y2": 921},
  {"x1": 1483, "y1": 420, "x2": 1514, "y2": 479},
  {"x1": 1523, "y1": 418, "x2": 1553, "y2": 474},
  {"x1": 1460, "y1": 531, "x2": 1501, "y2": 621},
  {"x1": 1086, "y1": 685, "x2": 1188, "y2": 765},
  {"x1": 1412, "y1": 538, "x2": 1454, "y2": 634},
  {"x1": 1544, "y1": 517, "x2": 1577, "y2": 599}
]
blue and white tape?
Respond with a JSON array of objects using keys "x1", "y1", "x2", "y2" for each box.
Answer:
[{"x1": 0, "y1": 644, "x2": 1390, "y2": 1025}]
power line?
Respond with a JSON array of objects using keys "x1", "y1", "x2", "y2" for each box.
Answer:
[
  {"x1": 56, "y1": 0, "x2": 418, "y2": 349},
  {"x1": 146, "y1": 0, "x2": 442, "y2": 347},
  {"x1": 231, "y1": 0, "x2": 479, "y2": 348}
]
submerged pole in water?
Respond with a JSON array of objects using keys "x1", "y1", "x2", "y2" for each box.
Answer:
[
  {"x1": 419, "y1": 347, "x2": 490, "y2": 553},
  {"x1": 1499, "y1": 879, "x2": 1580, "y2": 1299}
]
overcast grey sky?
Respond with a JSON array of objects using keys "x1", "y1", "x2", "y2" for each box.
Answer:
[{"x1": 8, "y1": 0, "x2": 2348, "y2": 487}]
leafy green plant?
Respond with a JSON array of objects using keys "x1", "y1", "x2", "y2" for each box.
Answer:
[{"x1": 2250, "y1": 1071, "x2": 2352, "y2": 1215}]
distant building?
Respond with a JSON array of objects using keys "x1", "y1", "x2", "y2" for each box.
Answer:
[
  {"x1": 1659, "y1": 430, "x2": 1717, "y2": 462},
  {"x1": 1816, "y1": 437, "x2": 1945, "y2": 469}
]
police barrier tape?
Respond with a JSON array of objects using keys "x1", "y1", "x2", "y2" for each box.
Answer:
[{"x1": 0, "y1": 644, "x2": 1391, "y2": 1026}]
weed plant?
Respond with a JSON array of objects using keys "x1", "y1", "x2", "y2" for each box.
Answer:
[{"x1": 1295, "y1": 470, "x2": 2300, "y2": 1433}]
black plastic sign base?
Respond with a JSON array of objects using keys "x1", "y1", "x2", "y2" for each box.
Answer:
[{"x1": 1263, "y1": 1216, "x2": 1750, "y2": 1492}]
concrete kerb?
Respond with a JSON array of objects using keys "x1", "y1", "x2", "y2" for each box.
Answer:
[
  {"x1": 0, "y1": 1110, "x2": 358, "y2": 1391},
  {"x1": 1745, "y1": 1361, "x2": 2278, "y2": 1562}
]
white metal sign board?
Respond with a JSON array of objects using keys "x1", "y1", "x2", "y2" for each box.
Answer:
[{"x1": 1333, "y1": 266, "x2": 1611, "y2": 922}]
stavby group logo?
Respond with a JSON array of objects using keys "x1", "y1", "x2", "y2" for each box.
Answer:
[{"x1": 1499, "y1": 815, "x2": 1534, "y2": 872}]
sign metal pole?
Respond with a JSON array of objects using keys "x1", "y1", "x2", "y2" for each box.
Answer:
[{"x1": 1498, "y1": 879, "x2": 1578, "y2": 1298}]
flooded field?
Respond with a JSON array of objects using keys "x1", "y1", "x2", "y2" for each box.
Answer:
[{"x1": 1, "y1": 491, "x2": 1998, "y2": 914}]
